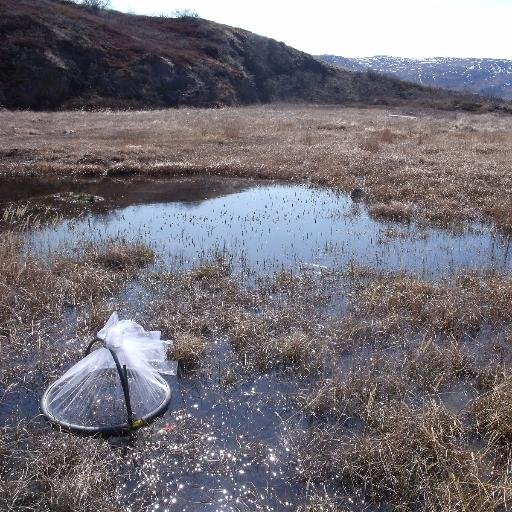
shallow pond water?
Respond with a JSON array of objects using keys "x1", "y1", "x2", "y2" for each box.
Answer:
[
  {"x1": 3, "y1": 175, "x2": 511, "y2": 511},
  {"x1": 17, "y1": 175, "x2": 511, "y2": 277}
]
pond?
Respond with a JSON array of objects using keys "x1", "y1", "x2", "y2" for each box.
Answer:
[
  {"x1": 14, "y1": 175, "x2": 511, "y2": 277},
  {"x1": 2, "y1": 174, "x2": 511, "y2": 511}
]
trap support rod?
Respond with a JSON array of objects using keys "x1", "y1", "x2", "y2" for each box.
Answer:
[{"x1": 84, "y1": 338, "x2": 135, "y2": 428}]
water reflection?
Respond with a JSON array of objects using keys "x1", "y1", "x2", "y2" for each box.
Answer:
[{"x1": 22, "y1": 176, "x2": 511, "y2": 277}]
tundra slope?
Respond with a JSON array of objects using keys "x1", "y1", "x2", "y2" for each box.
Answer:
[{"x1": 0, "y1": 0, "x2": 508, "y2": 111}]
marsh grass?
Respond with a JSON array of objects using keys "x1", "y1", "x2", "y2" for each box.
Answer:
[
  {"x1": 352, "y1": 271, "x2": 512, "y2": 337},
  {"x1": 0, "y1": 230, "x2": 160, "y2": 510},
  {"x1": 293, "y1": 402, "x2": 512, "y2": 511},
  {"x1": 167, "y1": 332, "x2": 207, "y2": 369},
  {"x1": 3, "y1": 207, "x2": 512, "y2": 509},
  {"x1": 358, "y1": 128, "x2": 398, "y2": 153},
  {"x1": 86, "y1": 241, "x2": 156, "y2": 270},
  {"x1": 0, "y1": 231, "x2": 156, "y2": 380},
  {"x1": 153, "y1": 258, "x2": 512, "y2": 509},
  {"x1": 3, "y1": 248, "x2": 512, "y2": 510},
  {"x1": 368, "y1": 200, "x2": 413, "y2": 222},
  {"x1": 189, "y1": 256, "x2": 232, "y2": 282},
  {"x1": 0, "y1": 421, "x2": 120, "y2": 512},
  {"x1": 1, "y1": 106, "x2": 511, "y2": 232},
  {"x1": 473, "y1": 375, "x2": 512, "y2": 447}
]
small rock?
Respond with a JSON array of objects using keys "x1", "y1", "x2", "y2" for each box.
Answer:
[{"x1": 350, "y1": 188, "x2": 365, "y2": 201}]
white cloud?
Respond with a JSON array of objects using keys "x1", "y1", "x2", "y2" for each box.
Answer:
[{"x1": 109, "y1": 0, "x2": 512, "y2": 59}]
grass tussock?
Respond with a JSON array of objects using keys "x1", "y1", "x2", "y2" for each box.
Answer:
[
  {"x1": 168, "y1": 332, "x2": 207, "y2": 369},
  {"x1": 368, "y1": 201, "x2": 413, "y2": 222},
  {"x1": 294, "y1": 402, "x2": 511, "y2": 511},
  {"x1": 50, "y1": 241, "x2": 155, "y2": 306},
  {"x1": 298, "y1": 368, "x2": 406, "y2": 421},
  {"x1": 0, "y1": 422, "x2": 119, "y2": 512},
  {"x1": 257, "y1": 330, "x2": 322, "y2": 373},
  {"x1": 473, "y1": 375, "x2": 512, "y2": 447},
  {"x1": 336, "y1": 403, "x2": 505, "y2": 510},
  {"x1": 405, "y1": 337, "x2": 476, "y2": 391},
  {"x1": 189, "y1": 256, "x2": 232, "y2": 282},
  {"x1": 352, "y1": 271, "x2": 512, "y2": 337},
  {"x1": 227, "y1": 313, "x2": 325, "y2": 373},
  {"x1": 0, "y1": 232, "x2": 63, "y2": 326},
  {"x1": 86, "y1": 241, "x2": 155, "y2": 270},
  {"x1": 358, "y1": 128, "x2": 399, "y2": 153}
]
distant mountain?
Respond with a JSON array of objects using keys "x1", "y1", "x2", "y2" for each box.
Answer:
[
  {"x1": 0, "y1": 0, "x2": 508, "y2": 111},
  {"x1": 318, "y1": 55, "x2": 512, "y2": 100}
]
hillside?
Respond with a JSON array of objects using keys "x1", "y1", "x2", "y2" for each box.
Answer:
[
  {"x1": 1, "y1": 0, "x2": 508, "y2": 111},
  {"x1": 319, "y1": 55, "x2": 512, "y2": 100}
]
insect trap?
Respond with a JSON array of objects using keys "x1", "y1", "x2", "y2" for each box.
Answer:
[{"x1": 41, "y1": 313, "x2": 176, "y2": 435}]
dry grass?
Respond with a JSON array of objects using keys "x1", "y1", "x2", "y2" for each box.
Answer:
[
  {"x1": 1, "y1": 106, "x2": 511, "y2": 231},
  {"x1": 351, "y1": 271, "x2": 512, "y2": 338},
  {"x1": 2, "y1": 163, "x2": 512, "y2": 509},
  {"x1": 405, "y1": 337, "x2": 476, "y2": 391},
  {"x1": 0, "y1": 421, "x2": 120, "y2": 512},
  {"x1": 473, "y1": 375, "x2": 512, "y2": 447},
  {"x1": 168, "y1": 332, "x2": 207, "y2": 369},
  {"x1": 358, "y1": 128, "x2": 399, "y2": 153},
  {"x1": 189, "y1": 256, "x2": 232, "y2": 282},
  {"x1": 3, "y1": 228, "x2": 512, "y2": 510},
  {"x1": 0, "y1": 232, "x2": 156, "y2": 386},
  {"x1": 368, "y1": 200, "x2": 413, "y2": 222},
  {"x1": 293, "y1": 402, "x2": 512, "y2": 511},
  {"x1": 0, "y1": 231, "x2": 160, "y2": 510},
  {"x1": 297, "y1": 363, "x2": 407, "y2": 421},
  {"x1": 0, "y1": 232, "x2": 63, "y2": 326},
  {"x1": 86, "y1": 241, "x2": 155, "y2": 270}
]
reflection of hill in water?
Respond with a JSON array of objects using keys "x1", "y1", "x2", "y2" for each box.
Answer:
[{"x1": 1, "y1": 176, "x2": 261, "y2": 211}]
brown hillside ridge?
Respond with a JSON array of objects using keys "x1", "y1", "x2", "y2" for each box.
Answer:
[{"x1": 1, "y1": 0, "x2": 511, "y2": 111}]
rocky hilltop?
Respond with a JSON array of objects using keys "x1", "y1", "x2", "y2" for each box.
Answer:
[
  {"x1": 319, "y1": 55, "x2": 512, "y2": 100},
  {"x1": 0, "y1": 0, "x2": 509, "y2": 111}
]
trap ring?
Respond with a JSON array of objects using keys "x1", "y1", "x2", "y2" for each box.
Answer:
[{"x1": 40, "y1": 339, "x2": 172, "y2": 436}]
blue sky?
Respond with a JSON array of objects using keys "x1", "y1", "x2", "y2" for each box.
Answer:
[{"x1": 110, "y1": 0, "x2": 512, "y2": 59}]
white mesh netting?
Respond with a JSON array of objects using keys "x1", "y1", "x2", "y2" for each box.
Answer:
[{"x1": 42, "y1": 312, "x2": 176, "y2": 431}]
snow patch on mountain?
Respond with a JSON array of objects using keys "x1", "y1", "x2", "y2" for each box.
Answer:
[{"x1": 318, "y1": 55, "x2": 512, "y2": 100}]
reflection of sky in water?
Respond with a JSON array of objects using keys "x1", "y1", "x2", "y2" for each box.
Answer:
[{"x1": 27, "y1": 182, "x2": 511, "y2": 277}]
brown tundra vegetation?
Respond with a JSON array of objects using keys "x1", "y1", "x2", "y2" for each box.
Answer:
[
  {"x1": 1, "y1": 105, "x2": 511, "y2": 231},
  {"x1": 1, "y1": 105, "x2": 512, "y2": 511}
]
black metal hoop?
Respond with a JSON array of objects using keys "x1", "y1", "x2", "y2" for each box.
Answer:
[{"x1": 40, "y1": 338, "x2": 172, "y2": 436}]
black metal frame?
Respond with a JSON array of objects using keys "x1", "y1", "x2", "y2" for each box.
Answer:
[
  {"x1": 84, "y1": 339, "x2": 134, "y2": 426},
  {"x1": 40, "y1": 338, "x2": 172, "y2": 436}
]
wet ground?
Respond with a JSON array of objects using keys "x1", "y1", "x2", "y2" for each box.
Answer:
[
  {"x1": 2, "y1": 175, "x2": 511, "y2": 511},
  {"x1": 4, "y1": 175, "x2": 509, "y2": 277}
]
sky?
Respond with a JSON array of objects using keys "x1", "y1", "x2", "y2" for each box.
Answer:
[{"x1": 109, "y1": 0, "x2": 512, "y2": 59}]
